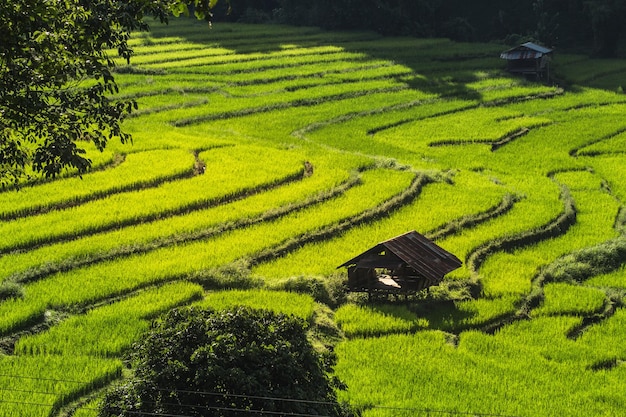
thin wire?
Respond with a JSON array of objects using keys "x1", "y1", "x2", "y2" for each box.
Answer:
[
  {"x1": 95, "y1": 409, "x2": 195, "y2": 417},
  {"x1": 0, "y1": 385, "x2": 57, "y2": 396},
  {"x1": 146, "y1": 386, "x2": 522, "y2": 417},
  {"x1": 0, "y1": 394, "x2": 525, "y2": 417},
  {"x1": 80, "y1": 389, "x2": 524, "y2": 417},
  {"x1": 0, "y1": 398, "x2": 199, "y2": 417},
  {"x1": 0, "y1": 398, "x2": 329, "y2": 417},
  {"x1": 0, "y1": 372, "x2": 86, "y2": 384},
  {"x1": 155, "y1": 386, "x2": 335, "y2": 406},
  {"x1": 195, "y1": 404, "x2": 330, "y2": 417},
  {"x1": 0, "y1": 372, "x2": 335, "y2": 407},
  {"x1": 0, "y1": 373, "x2": 525, "y2": 417},
  {"x1": 76, "y1": 401, "x2": 331, "y2": 417},
  {"x1": 105, "y1": 394, "x2": 333, "y2": 417},
  {"x1": 0, "y1": 399, "x2": 55, "y2": 408},
  {"x1": 370, "y1": 405, "x2": 524, "y2": 417}
]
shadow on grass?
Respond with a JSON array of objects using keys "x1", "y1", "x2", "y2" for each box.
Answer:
[
  {"x1": 411, "y1": 300, "x2": 478, "y2": 333},
  {"x1": 355, "y1": 297, "x2": 478, "y2": 335},
  {"x1": 144, "y1": 17, "x2": 497, "y2": 101},
  {"x1": 145, "y1": 16, "x2": 626, "y2": 93}
]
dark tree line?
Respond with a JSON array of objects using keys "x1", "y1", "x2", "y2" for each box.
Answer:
[{"x1": 216, "y1": 0, "x2": 626, "y2": 57}]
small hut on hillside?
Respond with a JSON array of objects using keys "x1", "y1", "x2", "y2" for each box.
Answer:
[
  {"x1": 337, "y1": 231, "x2": 462, "y2": 296},
  {"x1": 500, "y1": 42, "x2": 553, "y2": 79}
]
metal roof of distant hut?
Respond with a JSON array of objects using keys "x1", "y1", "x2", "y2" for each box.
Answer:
[
  {"x1": 338, "y1": 230, "x2": 462, "y2": 293},
  {"x1": 500, "y1": 42, "x2": 553, "y2": 79},
  {"x1": 500, "y1": 42, "x2": 553, "y2": 60}
]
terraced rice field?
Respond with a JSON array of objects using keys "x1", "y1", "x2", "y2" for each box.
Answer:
[{"x1": 2, "y1": 18, "x2": 626, "y2": 417}]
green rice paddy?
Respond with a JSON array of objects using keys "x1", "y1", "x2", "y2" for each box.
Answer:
[{"x1": 2, "y1": 18, "x2": 626, "y2": 417}]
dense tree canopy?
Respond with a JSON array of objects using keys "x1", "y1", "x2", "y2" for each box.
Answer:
[
  {"x1": 231, "y1": 0, "x2": 625, "y2": 56},
  {"x1": 0, "y1": 0, "x2": 220, "y2": 187},
  {"x1": 99, "y1": 306, "x2": 353, "y2": 417}
]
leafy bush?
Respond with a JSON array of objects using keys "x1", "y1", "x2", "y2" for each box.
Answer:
[{"x1": 99, "y1": 306, "x2": 356, "y2": 417}]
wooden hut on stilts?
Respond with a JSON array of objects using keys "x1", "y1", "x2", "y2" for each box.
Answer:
[{"x1": 337, "y1": 230, "x2": 462, "y2": 299}]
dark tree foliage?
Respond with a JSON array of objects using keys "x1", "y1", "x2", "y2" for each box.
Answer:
[
  {"x1": 215, "y1": 0, "x2": 280, "y2": 22},
  {"x1": 99, "y1": 306, "x2": 354, "y2": 417},
  {"x1": 0, "y1": 0, "x2": 220, "y2": 187},
  {"x1": 585, "y1": 0, "x2": 626, "y2": 57},
  {"x1": 271, "y1": 1, "x2": 625, "y2": 55},
  {"x1": 279, "y1": 0, "x2": 439, "y2": 36},
  {"x1": 532, "y1": 0, "x2": 560, "y2": 47}
]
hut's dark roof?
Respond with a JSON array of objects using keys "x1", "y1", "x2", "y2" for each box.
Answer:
[
  {"x1": 500, "y1": 42, "x2": 553, "y2": 60},
  {"x1": 338, "y1": 230, "x2": 462, "y2": 283}
]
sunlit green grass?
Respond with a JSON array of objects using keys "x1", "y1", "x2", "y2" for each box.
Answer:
[
  {"x1": 583, "y1": 154, "x2": 626, "y2": 202},
  {"x1": 0, "y1": 168, "x2": 412, "y2": 334},
  {"x1": 586, "y1": 265, "x2": 626, "y2": 288},
  {"x1": 14, "y1": 281, "x2": 202, "y2": 357},
  {"x1": 0, "y1": 355, "x2": 121, "y2": 417},
  {"x1": 0, "y1": 149, "x2": 195, "y2": 219},
  {"x1": 335, "y1": 304, "x2": 428, "y2": 338},
  {"x1": 0, "y1": 145, "x2": 305, "y2": 252},
  {"x1": 197, "y1": 289, "x2": 317, "y2": 321},
  {"x1": 0, "y1": 152, "x2": 368, "y2": 282},
  {"x1": 336, "y1": 324, "x2": 626, "y2": 417},
  {"x1": 533, "y1": 282, "x2": 606, "y2": 317},
  {"x1": 480, "y1": 172, "x2": 620, "y2": 297},
  {"x1": 252, "y1": 170, "x2": 506, "y2": 281}
]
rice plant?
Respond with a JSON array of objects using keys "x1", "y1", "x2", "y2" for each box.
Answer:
[
  {"x1": 14, "y1": 281, "x2": 203, "y2": 357},
  {"x1": 0, "y1": 168, "x2": 412, "y2": 334},
  {"x1": 0, "y1": 151, "x2": 368, "y2": 283},
  {"x1": 0, "y1": 144, "x2": 305, "y2": 253},
  {"x1": 586, "y1": 265, "x2": 626, "y2": 288},
  {"x1": 533, "y1": 282, "x2": 607, "y2": 317},
  {"x1": 0, "y1": 149, "x2": 195, "y2": 220},
  {"x1": 479, "y1": 171, "x2": 620, "y2": 298},
  {"x1": 0, "y1": 355, "x2": 121, "y2": 417},
  {"x1": 196, "y1": 289, "x2": 317, "y2": 321},
  {"x1": 252, "y1": 169, "x2": 507, "y2": 281},
  {"x1": 335, "y1": 303, "x2": 428, "y2": 338}
]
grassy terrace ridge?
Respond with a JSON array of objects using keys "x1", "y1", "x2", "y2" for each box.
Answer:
[
  {"x1": 2, "y1": 18, "x2": 626, "y2": 417},
  {"x1": 0, "y1": 149, "x2": 198, "y2": 221}
]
